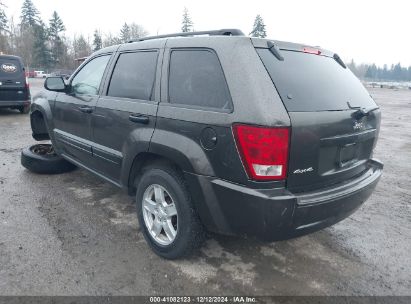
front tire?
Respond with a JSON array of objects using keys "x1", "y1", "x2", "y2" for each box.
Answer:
[{"x1": 135, "y1": 165, "x2": 205, "y2": 259}]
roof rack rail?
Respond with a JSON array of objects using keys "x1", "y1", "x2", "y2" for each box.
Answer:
[{"x1": 128, "y1": 29, "x2": 245, "y2": 43}]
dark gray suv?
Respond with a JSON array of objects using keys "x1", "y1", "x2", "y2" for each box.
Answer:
[{"x1": 23, "y1": 29, "x2": 383, "y2": 259}]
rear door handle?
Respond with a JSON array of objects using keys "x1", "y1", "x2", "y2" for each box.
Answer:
[
  {"x1": 129, "y1": 114, "x2": 149, "y2": 124},
  {"x1": 79, "y1": 106, "x2": 93, "y2": 114}
]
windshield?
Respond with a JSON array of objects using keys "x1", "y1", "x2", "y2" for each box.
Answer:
[{"x1": 257, "y1": 49, "x2": 376, "y2": 112}]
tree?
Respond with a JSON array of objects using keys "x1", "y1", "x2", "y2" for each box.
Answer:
[
  {"x1": 32, "y1": 21, "x2": 51, "y2": 68},
  {"x1": 250, "y1": 15, "x2": 267, "y2": 38},
  {"x1": 48, "y1": 11, "x2": 65, "y2": 39},
  {"x1": 48, "y1": 11, "x2": 66, "y2": 67},
  {"x1": 93, "y1": 30, "x2": 102, "y2": 51},
  {"x1": 365, "y1": 64, "x2": 377, "y2": 79},
  {"x1": 20, "y1": 0, "x2": 39, "y2": 28},
  {"x1": 0, "y1": 1, "x2": 8, "y2": 32},
  {"x1": 347, "y1": 59, "x2": 359, "y2": 77},
  {"x1": 392, "y1": 63, "x2": 402, "y2": 81},
  {"x1": 102, "y1": 32, "x2": 122, "y2": 47},
  {"x1": 382, "y1": 64, "x2": 388, "y2": 80},
  {"x1": 73, "y1": 35, "x2": 91, "y2": 58},
  {"x1": 0, "y1": 1, "x2": 9, "y2": 53},
  {"x1": 120, "y1": 22, "x2": 130, "y2": 42},
  {"x1": 181, "y1": 7, "x2": 193, "y2": 33},
  {"x1": 129, "y1": 23, "x2": 148, "y2": 39},
  {"x1": 10, "y1": 17, "x2": 35, "y2": 68}
]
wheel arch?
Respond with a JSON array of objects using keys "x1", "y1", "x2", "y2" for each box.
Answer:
[
  {"x1": 30, "y1": 110, "x2": 50, "y2": 140},
  {"x1": 30, "y1": 93, "x2": 55, "y2": 141},
  {"x1": 126, "y1": 152, "x2": 186, "y2": 195}
]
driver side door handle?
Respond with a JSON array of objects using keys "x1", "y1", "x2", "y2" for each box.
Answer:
[
  {"x1": 129, "y1": 114, "x2": 149, "y2": 124},
  {"x1": 79, "y1": 106, "x2": 93, "y2": 114}
]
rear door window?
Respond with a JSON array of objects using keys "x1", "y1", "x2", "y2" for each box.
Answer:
[
  {"x1": 257, "y1": 49, "x2": 376, "y2": 112},
  {"x1": 107, "y1": 51, "x2": 158, "y2": 101},
  {"x1": 168, "y1": 49, "x2": 232, "y2": 111}
]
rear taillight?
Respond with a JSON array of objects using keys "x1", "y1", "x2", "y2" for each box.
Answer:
[
  {"x1": 233, "y1": 124, "x2": 290, "y2": 181},
  {"x1": 25, "y1": 77, "x2": 30, "y2": 89}
]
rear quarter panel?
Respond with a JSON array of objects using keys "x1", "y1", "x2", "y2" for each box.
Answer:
[{"x1": 152, "y1": 37, "x2": 290, "y2": 186}]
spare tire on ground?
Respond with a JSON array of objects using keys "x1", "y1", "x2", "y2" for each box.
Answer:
[{"x1": 21, "y1": 144, "x2": 76, "y2": 174}]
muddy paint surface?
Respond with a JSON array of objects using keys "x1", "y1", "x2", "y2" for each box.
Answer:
[{"x1": 0, "y1": 79, "x2": 410, "y2": 295}]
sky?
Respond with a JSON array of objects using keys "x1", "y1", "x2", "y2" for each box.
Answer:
[{"x1": 3, "y1": 0, "x2": 410, "y2": 66}]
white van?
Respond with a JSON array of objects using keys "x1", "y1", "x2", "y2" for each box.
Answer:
[{"x1": 34, "y1": 71, "x2": 49, "y2": 78}]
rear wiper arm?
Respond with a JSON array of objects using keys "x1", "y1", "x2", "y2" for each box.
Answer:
[
  {"x1": 267, "y1": 41, "x2": 284, "y2": 61},
  {"x1": 333, "y1": 53, "x2": 346, "y2": 68},
  {"x1": 347, "y1": 102, "x2": 379, "y2": 119}
]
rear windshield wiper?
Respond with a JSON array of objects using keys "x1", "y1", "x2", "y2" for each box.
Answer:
[
  {"x1": 333, "y1": 53, "x2": 346, "y2": 68},
  {"x1": 347, "y1": 102, "x2": 379, "y2": 119},
  {"x1": 267, "y1": 41, "x2": 284, "y2": 61}
]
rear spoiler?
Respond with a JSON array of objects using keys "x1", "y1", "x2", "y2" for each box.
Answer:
[{"x1": 260, "y1": 39, "x2": 347, "y2": 68}]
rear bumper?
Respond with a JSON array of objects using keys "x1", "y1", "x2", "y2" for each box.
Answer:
[
  {"x1": 185, "y1": 159, "x2": 383, "y2": 241},
  {"x1": 0, "y1": 100, "x2": 30, "y2": 107}
]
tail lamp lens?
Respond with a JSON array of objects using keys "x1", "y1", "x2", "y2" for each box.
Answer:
[{"x1": 233, "y1": 124, "x2": 290, "y2": 181}]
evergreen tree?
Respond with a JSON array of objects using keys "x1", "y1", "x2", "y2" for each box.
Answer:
[
  {"x1": 345, "y1": 61, "x2": 411, "y2": 82},
  {"x1": 0, "y1": 1, "x2": 9, "y2": 53},
  {"x1": 250, "y1": 15, "x2": 267, "y2": 38},
  {"x1": 20, "y1": 0, "x2": 39, "y2": 28},
  {"x1": 181, "y1": 7, "x2": 193, "y2": 33},
  {"x1": 32, "y1": 21, "x2": 51, "y2": 68},
  {"x1": 93, "y1": 30, "x2": 102, "y2": 51},
  {"x1": 0, "y1": 1, "x2": 8, "y2": 32},
  {"x1": 73, "y1": 35, "x2": 91, "y2": 58},
  {"x1": 382, "y1": 64, "x2": 388, "y2": 80},
  {"x1": 48, "y1": 11, "x2": 66, "y2": 66},
  {"x1": 120, "y1": 23, "x2": 130, "y2": 42},
  {"x1": 48, "y1": 11, "x2": 65, "y2": 39},
  {"x1": 393, "y1": 63, "x2": 402, "y2": 81},
  {"x1": 365, "y1": 64, "x2": 377, "y2": 79},
  {"x1": 347, "y1": 59, "x2": 359, "y2": 77}
]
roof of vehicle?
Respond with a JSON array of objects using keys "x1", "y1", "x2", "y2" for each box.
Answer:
[
  {"x1": 0, "y1": 54, "x2": 23, "y2": 59},
  {"x1": 93, "y1": 29, "x2": 251, "y2": 55},
  {"x1": 76, "y1": 29, "x2": 295, "y2": 128},
  {"x1": 92, "y1": 29, "x2": 335, "y2": 60},
  {"x1": 0, "y1": 54, "x2": 25, "y2": 64}
]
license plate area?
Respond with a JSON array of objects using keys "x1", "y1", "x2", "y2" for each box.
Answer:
[{"x1": 338, "y1": 143, "x2": 358, "y2": 168}]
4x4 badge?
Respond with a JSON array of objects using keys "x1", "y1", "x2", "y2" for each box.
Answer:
[{"x1": 293, "y1": 167, "x2": 314, "y2": 174}]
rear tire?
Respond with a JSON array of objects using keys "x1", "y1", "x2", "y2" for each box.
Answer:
[
  {"x1": 21, "y1": 144, "x2": 76, "y2": 174},
  {"x1": 19, "y1": 105, "x2": 30, "y2": 114},
  {"x1": 135, "y1": 164, "x2": 205, "y2": 259}
]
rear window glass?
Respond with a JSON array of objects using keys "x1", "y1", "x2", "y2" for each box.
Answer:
[
  {"x1": 168, "y1": 49, "x2": 232, "y2": 111},
  {"x1": 0, "y1": 58, "x2": 22, "y2": 77},
  {"x1": 257, "y1": 49, "x2": 376, "y2": 112}
]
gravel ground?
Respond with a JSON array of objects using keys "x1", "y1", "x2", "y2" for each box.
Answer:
[{"x1": 0, "y1": 79, "x2": 410, "y2": 296}]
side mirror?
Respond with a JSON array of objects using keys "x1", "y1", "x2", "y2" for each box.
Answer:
[{"x1": 44, "y1": 76, "x2": 67, "y2": 92}]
